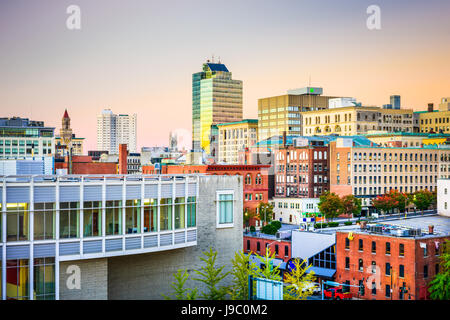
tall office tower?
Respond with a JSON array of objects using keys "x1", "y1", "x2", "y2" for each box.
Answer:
[
  {"x1": 192, "y1": 61, "x2": 243, "y2": 154},
  {"x1": 390, "y1": 95, "x2": 401, "y2": 109},
  {"x1": 97, "y1": 109, "x2": 137, "y2": 154},
  {"x1": 258, "y1": 87, "x2": 337, "y2": 141}
]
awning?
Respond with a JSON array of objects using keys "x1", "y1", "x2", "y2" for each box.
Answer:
[{"x1": 306, "y1": 267, "x2": 336, "y2": 279}]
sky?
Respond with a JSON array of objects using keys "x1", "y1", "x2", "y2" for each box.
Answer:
[{"x1": 1, "y1": 0, "x2": 449, "y2": 151}]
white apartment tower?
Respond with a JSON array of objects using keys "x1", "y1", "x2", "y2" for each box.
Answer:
[{"x1": 97, "y1": 109, "x2": 137, "y2": 154}]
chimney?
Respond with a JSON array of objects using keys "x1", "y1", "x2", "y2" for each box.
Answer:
[
  {"x1": 119, "y1": 144, "x2": 128, "y2": 174},
  {"x1": 428, "y1": 225, "x2": 434, "y2": 234},
  {"x1": 428, "y1": 103, "x2": 434, "y2": 112}
]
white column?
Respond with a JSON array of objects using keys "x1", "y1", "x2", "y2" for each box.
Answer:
[
  {"x1": 80, "y1": 178, "x2": 84, "y2": 255},
  {"x1": 55, "y1": 178, "x2": 60, "y2": 300},
  {"x1": 2, "y1": 179, "x2": 6, "y2": 300},
  {"x1": 157, "y1": 176, "x2": 161, "y2": 247},
  {"x1": 102, "y1": 178, "x2": 106, "y2": 254},
  {"x1": 122, "y1": 177, "x2": 126, "y2": 252},
  {"x1": 140, "y1": 178, "x2": 145, "y2": 249},
  {"x1": 29, "y1": 178, "x2": 34, "y2": 300}
]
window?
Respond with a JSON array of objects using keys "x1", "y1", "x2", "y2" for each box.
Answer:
[
  {"x1": 187, "y1": 196, "x2": 196, "y2": 228},
  {"x1": 60, "y1": 202, "x2": 80, "y2": 238},
  {"x1": 345, "y1": 257, "x2": 350, "y2": 269},
  {"x1": 143, "y1": 198, "x2": 157, "y2": 232},
  {"x1": 33, "y1": 257, "x2": 55, "y2": 300},
  {"x1": 359, "y1": 239, "x2": 363, "y2": 251},
  {"x1": 399, "y1": 264, "x2": 405, "y2": 278},
  {"x1": 424, "y1": 265, "x2": 428, "y2": 278},
  {"x1": 371, "y1": 261, "x2": 376, "y2": 273},
  {"x1": 359, "y1": 259, "x2": 364, "y2": 271},
  {"x1": 345, "y1": 237, "x2": 350, "y2": 249},
  {"x1": 285, "y1": 245, "x2": 289, "y2": 257},
  {"x1": 174, "y1": 197, "x2": 185, "y2": 230},
  {"x1": 105, "y1": 200, "x2": 122, "y2": 235},
  {"x1": 160, "y1": 198, "x2": 173, "y2": 231},
  {"x1": 83, "y1": 201, "x2": 102, "y2": 237},
  {"x1": 125, "y1": 200, "x2": 141, "y2": 233},
  {"x1": 399, "y1": 243, "x2": 405, "y2": 257},
  {"x1": 7, "y1": 203, "x2": 29, "y2": 241},
  {"x1": 372, "y1": 281, "x2": 376, "y2": 295},
  {"x1": 6, "y1": 259, "x2": 29, "y2": 300},
  {"x1": 246, "y1": 240, "x2": 250, "y2": 251},
  {"x1": 217, "y1": 192, "x2": 234, "y2": 227},
  {"x1": 372, "y1": 241, "x2": 376, "y2": 254},
  {"x1": 257, "y1": 242, "x2": 261, "y2": 253},
  {"x1": 34, "y1": 202, "x2": 55, "y2": 240},
  {"x1": 386, "y1": 242, "x2": 391, "y2": 255},
  {"x1": 386, "y1": 263, "x2": 391, "y2": 276},
  {"x1": 386, "y1": 284, "x2": 391, "y2": 298}
]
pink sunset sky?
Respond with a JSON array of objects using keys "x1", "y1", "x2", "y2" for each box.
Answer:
[{"x1": 1, "y1": 0, "x2": 449, "y2": 151}]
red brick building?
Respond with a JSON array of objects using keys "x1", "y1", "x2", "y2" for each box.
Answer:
[
  {"x1": 243, "y1": 234, "x2": 291, "y2": 262},
  {"x1": 55, "y1": 155, "x2": 117, "y2": 174},
  {"x1": 274, "y1": 139, "x2": 330, "y2": 198},
  {"x1": 335, "y1": 220, "x2": 449, "y2": 300}
]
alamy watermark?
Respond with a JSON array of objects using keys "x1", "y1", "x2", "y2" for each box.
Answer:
[{"x1": 66, "y1": 5, "x2": 81, "y2": 30}]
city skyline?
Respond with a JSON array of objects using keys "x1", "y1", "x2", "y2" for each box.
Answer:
[{"x1": 1, "y1": 0, "x2": 450, "y2": 152}]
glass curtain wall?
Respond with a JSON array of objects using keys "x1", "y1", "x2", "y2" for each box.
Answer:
[
  {"x1": 106, "y1": 200, "x2": 122, "y2": 235},
  {"x1": 160, "y1": 198, "x2": 172, "y2": 231},
  {"x1": 125, "y1": 200, "x2": 140, "y2": 234},
  {"x1": 6, "y1": 203, "x2": 29, "y2": 241},
  {"x1": 83, "y1": 201, "x2": 102, "y2": 237},
  {"x1": 34, "y1": 202, "x2": 55, "y2": 240},
  {"x1": 174, "y1": 197, "x2": 185, "y2": 229},
  {"x1": 60, "y1": 202, "x2": 80, "y2": 238},
  {"x1": 6, "y1": 259, "x2": 29, "y2": 300},
  {"x1": 33, "y1": 258, "x2": 55, "y2": 300},
  {"x1": 143, "y1": 198, "x2": 157, "y2": 232},
  {"x1": 187, "y1": 196, "x2": 196, "y2": 228}
]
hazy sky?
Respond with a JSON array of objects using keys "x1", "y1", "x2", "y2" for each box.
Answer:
[{"x1": 1, "y1": 0, "x2": 449, "y2": 151}]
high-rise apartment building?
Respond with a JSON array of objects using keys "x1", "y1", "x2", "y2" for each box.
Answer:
[
  {"x1": 390, "y1": 95, "x2": 401, "y2": 109},
  {"x1": 258, "y1": 87, "x2": 337, "y2": 141},
  {"x1": 192, "y1": 61, "x2": 243, "y2": 154},
  {"x1": 97, "y1": 109, "x2": 137, "y2": 154}
]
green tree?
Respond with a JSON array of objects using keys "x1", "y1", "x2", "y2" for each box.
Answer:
[
  {"x1": 257, "y1": 202, "x2": 274, "y2": 225},
  {"x1": 229, "y1": 250, "x2": 258, "y2": 300},
  {"x1": 412, "y1": 189, "x2": 434, "y2": 215},
  {"x1": 341, "y1": 194, "x2": 362, "y2": 220},
  {"x1": 428, "y1": 240, "x2": 450, "y2": 300},
  {"x1": 255, "y1": 247, "x2": 282, "y2": 281},
  {"x1": 389, "y1": 190, "x2": 410, "y2": 213},
  {"x1": 318, "y1": 192, "x2": 344, "y2": 221},
  {"x1": 162, "y1": 268, "x2": 198, "y2": 300},
  {"x1": 283, "y1": 259, "x2": 317, "y2": 300},
  {"x1": 192, "y1": 247, "x2": 230, "y2": 300},
  {"x1": 243, "y1": 208, "x2": 257, "y2": 232}
]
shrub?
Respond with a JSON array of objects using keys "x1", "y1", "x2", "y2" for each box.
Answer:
[
  {"x1": 314, "y1": 223, "x2": 328, "y2": 229},
  {"x1": 344, "y1": 221, "x2": 353, "y2": 226},
  {"x1": 261, "y1": 224, "x2": 278, "y2": 235},
  {"x1": 271, "y1": 220, "x2": 282, "y2": 230},
  {"x1": 249, "y1": 225, "x2": 256, "y2": 233},
  {"x1": 327, "y1": 222, "x2": 339, "y2": 227}
]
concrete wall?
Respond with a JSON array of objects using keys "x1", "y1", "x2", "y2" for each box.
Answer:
[
  {"x1": 107, "y1": 175, "x2": 243, "y2": 299},
  {"x1": 437, "y1": 179, "x2": 450, "y2": 217},
  {"x1": 59, "y1": 258, "x2": 108, "y2": 300}
]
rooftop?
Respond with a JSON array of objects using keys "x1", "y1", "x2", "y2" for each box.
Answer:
[
  {"x1": 216, "y1": 119, "x2": 258, "y2": 126},
  {"x1": 338, "y1": 215, "x2": 450, "y2": 239},
  {"x1": 206, "y1": 63, "x2": 229, "y2": 72}
]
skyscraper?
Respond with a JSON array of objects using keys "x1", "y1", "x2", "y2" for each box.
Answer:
[
  {"x1": 390, "y1": 95, "x2": 401, "y2": 109},
  {"x1": 192, "y1": 61, "x2": 243, "y2": 154},
  {"x1": 97, "y1": 109, "x2": 137, "y2": 154}
]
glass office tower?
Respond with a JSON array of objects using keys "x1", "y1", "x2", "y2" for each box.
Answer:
[{"x1": 192, "y1": 62, "x2": 243, "y2": 154}]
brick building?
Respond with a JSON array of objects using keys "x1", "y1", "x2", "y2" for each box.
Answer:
[
  {"x1": 243, "y1": 234, "x2": 291, "y2": 262},
  {"x1": 274, "y1": 136, "x2": 332, "y2": 198},
  {"x1": 335, "y1": 216, "x2": 450, "y2": 300}
]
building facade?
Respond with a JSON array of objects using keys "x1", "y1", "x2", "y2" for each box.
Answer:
[
  {"x1": 437, "y1": 178, "x2": 450, "y2": 217},
  {"x1": 329, "y1": 137, "x2": 450, "y2": 215},
  {"x1": 55, "y1": 109, "x2": 84, "y2": 157},
  {"x1": 217, "y1": 119, "x2": 258, "y2": 164},
  {"x1": 272, "y1": 197, "x2": 320, "y2": 225},
  {"x1": 258, "y1": 87, "x2": 336, "y2": 142},
  {"x1": 301, "y1": 106, "x2": 416, "y2": 137},
  {"x1": 192, "y1": 62, "x2": 243, "y2": 154},
  {"x1": 97, "y1": 109, "x2": 137, "y2": 154},
  {"x1": 0, "y1": 174, "x2": 243, "y2": 299},
  {"x1": 335, "y1": 217, "x2": 449, "y2": 300},
  {"x1": 0, "y1": 117, "x2": 55, "y2": 160}
]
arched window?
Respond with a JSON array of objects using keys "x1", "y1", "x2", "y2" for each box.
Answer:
[
  {"x1": 245, "y1": 173, "x2": 252, "y2": 185},
  {"x1": 256, "y1": 173, "x2": 262, "y2": 185}
]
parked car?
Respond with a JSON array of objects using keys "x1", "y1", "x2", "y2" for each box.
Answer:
[{"x1": 323, "y1": 287, "x2": 352, "y2": 300}]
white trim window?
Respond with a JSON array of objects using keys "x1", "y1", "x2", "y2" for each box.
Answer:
[{"x1": 216, "y1": 191, "x2": 234, "y2": 228}]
